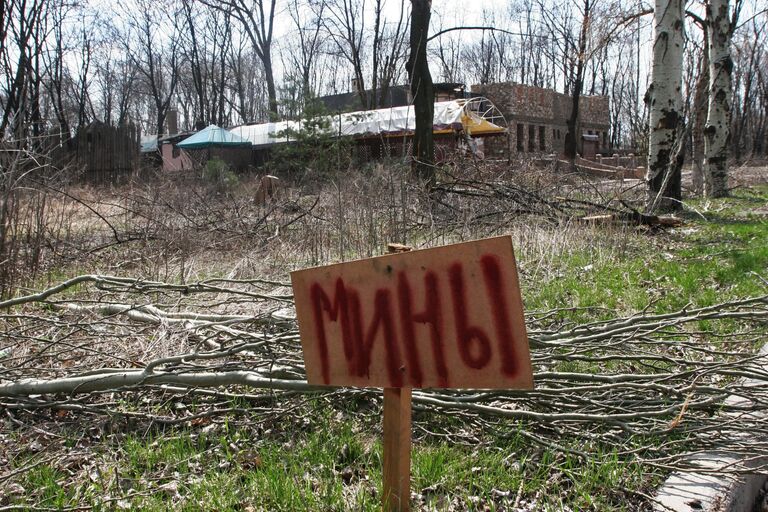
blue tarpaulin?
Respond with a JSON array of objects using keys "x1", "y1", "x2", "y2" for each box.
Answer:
[{"x1": 177, "y1": 125, "x2": 252, "y2": 149}]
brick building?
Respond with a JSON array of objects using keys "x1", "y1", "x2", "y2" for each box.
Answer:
[{"x1": 470, "y1": 82, "x2": 610, "y2": 158}]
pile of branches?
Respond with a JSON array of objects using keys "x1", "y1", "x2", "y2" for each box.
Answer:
[
  {"x1": 434, "y1": 171, "x2": 682, "y2": 227},
  {"x1": 1, "y1": 274, "x2": 767, "y2": 476}
]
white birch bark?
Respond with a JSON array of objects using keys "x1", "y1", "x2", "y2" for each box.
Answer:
[
  {"x1": 646, "y1": 0, "x2": 685, "y2": 212},
  {"x1": 703, "y1": 0, "x2": 732, "y2": 197}
]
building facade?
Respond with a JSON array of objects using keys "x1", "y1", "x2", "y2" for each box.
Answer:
[{"x1": 470, "y1": 82, "x2": 610, "y2": 158}]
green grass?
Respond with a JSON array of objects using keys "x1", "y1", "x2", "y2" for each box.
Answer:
[
  {"x1": 9, "y1": 402, "x2": 653, "y2": 511},
  {"x1": 22, "y1": 464, "x2": 79, "y2": 507},
  {"x1": 522, "y1": 186, "x2": 768, "y2": 324}
]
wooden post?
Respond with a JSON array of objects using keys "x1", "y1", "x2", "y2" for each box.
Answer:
[
  {"x1": 383, "y1": 387, "x2": 411, "y2": 512},
  {"x1": 382, "y1": 243, "x2": 412, "y2": 512}
]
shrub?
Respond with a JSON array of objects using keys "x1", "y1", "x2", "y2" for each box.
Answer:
[
  {"x1": 269, "y1": 99, "x2": 353, "y2": 185},
  {"x1": 203, "y1": 157, "x2": 238, "y2": 192}
]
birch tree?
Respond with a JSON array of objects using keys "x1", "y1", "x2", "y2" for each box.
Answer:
[
  {"x1": 694, "y1": 97, "x2": 712, "y2": 194},
  {"x1": 702, "y1": 0, "x2": 736, "y2": 197},
  {"x1": 689, "y1": 14, "x2": 709, "y2": 194},
  {"x1": 646, "y1": 0, "x2": 685, "y2": 212}
]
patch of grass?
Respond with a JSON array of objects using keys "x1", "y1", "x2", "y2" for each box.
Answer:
[
  {"x1": 522, "y1": 187, "x2": 768, "y2": 325},
  {"x1": 23, "y1": 464, "x2": 77, "y2": 507},
  {"x1": 8, "y1": 400, "x2": 658, "y2": 511}
]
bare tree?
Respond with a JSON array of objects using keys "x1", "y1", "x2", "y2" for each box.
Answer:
[
  {"x1": 40, "y1": 0, "x2": 73, "y2": 143},
  {"x1": 646, "y1": 0, "x2": 685, "y2": 212},
  {"x1": 228, "y1": 31, "x2": 269, "y2": 124},
  {"x1": 730, "y1": 19, "x2": 765, "y2": 159},
  {"x1": 285, "y1": 0, "x2": 326, "y2": 101},
  {"x1": 511, "y1": 0, "x2": 551, "y2": 88},
  {"x1": 321, "y1": 0, "x2": 409, "y2": 109},
  {"x1": 431, "y1": 30, "x2": 463, "y2": 83},
  {"x1": 536, "y1": 0, "x2": 594, "y2": 159},
  {"x1": 179, "y1": 0, "x2": 233, "y2": 127},
  {"x1": 687, "y1": 12, "x2": 709, "y2": 194},
  {"x1": 408, "y1": 0, "x2": 434, "y2": 184},
  {"x1": 203, "y1": 0, "x2": 278, "y2": 121},
  {"x1": 322, "y1": 0, "x2": 370, "y2": 107},
  {"x1": 123, "y1": 0, "x2": 182, "y2": 137},
  {"x1": 374, "y1": 0, "x2": 409, "y2": 107},
  {"x1": 566, "y1": 0, "x2": 591, "y2": 159},
  {"x1": 70, "y1": 20, "x2": 97, "y2": 131},
  {"x1": 0, "y1": 0, "x2": 50, "y2": 140},
  {"x1": 92, "y1": 37, "x2": 139, "y2": 128},
  {"x1": 460, "y1": 11, "x2": 514, "y2": 86}
]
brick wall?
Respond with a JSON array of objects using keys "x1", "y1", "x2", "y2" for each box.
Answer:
[
  {"x1": 580, "y1": 96, "x2": 610, "y2": 129},
  {"x1": 470, "y1": 82, "x2": 610, "y2": 157}
]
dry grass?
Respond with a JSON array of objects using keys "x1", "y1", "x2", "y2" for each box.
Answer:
[{"x1": 17, "y1": 161, "x2": 648, "y2": 290}]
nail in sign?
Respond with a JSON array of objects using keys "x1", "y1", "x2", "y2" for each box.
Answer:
[{"x1": 290, "y1": 236, "x2": 534, "y2": 389}]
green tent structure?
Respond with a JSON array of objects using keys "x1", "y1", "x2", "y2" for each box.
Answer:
[{"x1": 177, "y1": 124, "x2": 252, "y2": 149}]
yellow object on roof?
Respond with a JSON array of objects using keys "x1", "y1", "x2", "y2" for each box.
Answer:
[{"x1": 462, "y1": 114, "x2": 507, "y2": 136}]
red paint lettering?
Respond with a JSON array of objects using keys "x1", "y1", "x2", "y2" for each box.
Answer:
[
  {"x1": 310, "y1": 280, "x2": 357, "y2": 384},
  {"x1": 310, "y1": 280, "x2": 403, "y2": 387},
  {"x1": 448, "y1": 263, "x2": 492, "y2": 369},
  {"x1": 308, "y1": 251, "x2": 523, "y2": 387},
  {"x1": 397, "y1": 271, "x2": 448, "y2": 388},
  {"x1": 359, "y1": 290, "x2": 403, "y2": 387},
  {"x1": 480, "y1": 255, "x2": 519, "y2": 377}
]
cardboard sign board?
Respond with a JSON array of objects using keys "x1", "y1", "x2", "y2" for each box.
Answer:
[{"x1": 291, "y1": 236, "x2": 533, "y2": 389}]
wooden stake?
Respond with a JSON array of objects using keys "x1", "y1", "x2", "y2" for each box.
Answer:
[
  {"x1": 382, "y1": 386, "x2": 412, "y2": 512},
  {"x1": 383, "y1": 242, "x2": 412, "y2": 512}
]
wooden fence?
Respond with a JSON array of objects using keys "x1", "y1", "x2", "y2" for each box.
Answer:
[{"x1": 74, "y1": 122, "x2": 139, "y2": 182}]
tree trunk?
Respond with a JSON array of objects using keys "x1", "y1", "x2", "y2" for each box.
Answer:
[
  {"x1": 371, "y1": 0, "x2": 382, "y2": 109},
  {"x1": 564, "y1": 69, "x2": 584, "y2": 160},
  {"x1": 263, "y1": 52, "x2": 279, "y2": 121},
  {"x1": 156, "y1": 107, "x2": 165, "y2": 139},
  {"x1": 564, "y1": 0, "x2": 591, "y2": 160},
  {"x1": 408, "y1": 0, "x2": 434, "y2": 186},
  {"x1": 703, "y1": 0, "x2": 732, "y2": 198},
  {"x1": 646, "y1": 0, "x2": 685, "y2": 212},
  {"x1": 692, "y1": 34, "x2": 710, "y2": 195}
]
